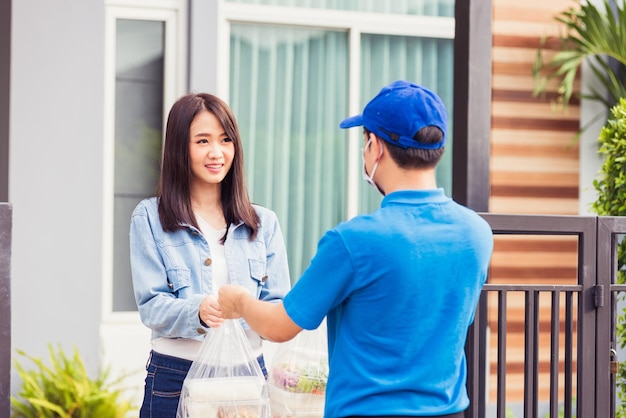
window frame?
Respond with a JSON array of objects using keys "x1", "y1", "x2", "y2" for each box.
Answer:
[{"x1": 102, "y1": 0, "x2": 187, "y2": 320}]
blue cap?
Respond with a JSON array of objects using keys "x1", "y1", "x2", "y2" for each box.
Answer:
[{"x1": 339, "y1": 80, "x2": 447, "y2": 150}]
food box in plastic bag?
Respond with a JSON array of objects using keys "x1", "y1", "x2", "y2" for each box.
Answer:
[
  {"x1": 268, "y1": 320, "x2": 328, "y2": 417},
  {"x1": 186, "y1": 399, "x2": 270, "y2": 418},
  {"x1": 185, "y1": 376, "x2": 265, "y2": 401},
  {"x1": 182, "y1": 376, "x2": 269, "y2": 418},
  {"x1": 268, "y1": 385, "x2": 324, "y2": 417}
]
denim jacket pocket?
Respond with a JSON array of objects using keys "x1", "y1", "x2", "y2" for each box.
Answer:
[
  {"x1": 166, "y1": 268, "x2": 191, "y2": 296},
  {"x1": 248, "y1": 259, "x2": 268, "y2": 286}
]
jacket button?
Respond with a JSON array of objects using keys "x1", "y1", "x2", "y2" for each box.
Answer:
[
  {"x1": 197, "y1": 328, "x2": 206, "y2": 334},
  {"x1": 204, "y1": 258, "x2": 212, "y2": 266},
  {"x1": 261, "y1": 275, "x2": 268, "y2": 283}
]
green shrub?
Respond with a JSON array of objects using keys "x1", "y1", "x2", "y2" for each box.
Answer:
[
  {"x1": 10, "y1": 343, "x2": 135, "y2": 418},
  {"x1": 591, "y1": 96, "x2": 626, "y2": 418}
]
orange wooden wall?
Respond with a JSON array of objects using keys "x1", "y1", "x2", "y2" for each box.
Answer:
[{"x1": 489, "y1": 0, "x2": 582, "y2": 405}]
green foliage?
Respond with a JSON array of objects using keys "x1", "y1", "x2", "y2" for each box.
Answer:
[
  {"x1": 591, "y1": 97, "x2": 626, "y2": 418},
  {"x1": 592, "y1": 98, "x2": 626, "y2": 216},
  {"x1": 533, "y1": 0, "x2": 626, "y2": 111},
  {"x1": 10, "y1": 344, "x2": 135, "y2": 418}
]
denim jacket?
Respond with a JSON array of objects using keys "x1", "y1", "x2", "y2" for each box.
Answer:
[{"x1": 130, "y1": 197, "x2": 291, "y2": 341}]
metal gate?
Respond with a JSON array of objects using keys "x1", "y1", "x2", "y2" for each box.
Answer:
[{"x1": 464, "y1": 214, "x2": 622, "y2": 418}]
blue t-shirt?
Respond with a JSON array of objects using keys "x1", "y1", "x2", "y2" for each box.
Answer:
[{"x1": 283, "y1": 188, "x2": 493, "y2": 417}]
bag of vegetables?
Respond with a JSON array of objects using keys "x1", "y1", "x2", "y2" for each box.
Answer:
[{"x1": 268, "y1": 319, "x2": 328, "y2": 417}]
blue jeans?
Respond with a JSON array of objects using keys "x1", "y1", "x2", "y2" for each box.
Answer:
[{"x1": 140, "y1": 350, "x2": 268, "y2": 418}]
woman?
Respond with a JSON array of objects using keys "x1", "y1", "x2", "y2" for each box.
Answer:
[{"x1": 130, "y1": 93, "x2": 291, "y2": 417}]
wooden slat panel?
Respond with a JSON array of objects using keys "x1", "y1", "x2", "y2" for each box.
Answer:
[
  {"x1": 492, "y1": 173, "x2": 578, "y2": 189},
  {"x1": 491, "y1": 252, "x2": 578, "y2": 268},
  {"x1": 488, "y1": 0, "x2": 581, "y2": 405},
  {"x1": 492, "y1": 101, "x2": 580, "y2": 120},
  {"x1": 492, "y1": 144, "x2": 578, "y2": 159},
  {"x1": 493, "y1": 20, "x2": 566, "y2": 37},
  {"x1": 492, "y1": 74, "x2": 580, "y2": 96},
  {"x1": 494, "y1": 0, "x2": 577, "y2": 20},
  {"x1": 492, "y1": 118, "x2": 580, "y2": 131},
  {"x1": 491, "y1": 157, "x2": 578, "y2": 173},
  {"x1": 494, "y1": 235, "x2": 578, "y2": 252},
  {"x1": 490, "y1": 197, "x2": 578, "y2": 214},
  {"x1": 491, "y1": 129, "x2": 578, "y2": 145}
]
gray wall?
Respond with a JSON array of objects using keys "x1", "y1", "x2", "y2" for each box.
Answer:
[
  {"x1": 10, "y1": 0, "x2": 105, "y2": 394},
  {"x1": 1, "y1": 0, "x2": 10, "y2": 202}
]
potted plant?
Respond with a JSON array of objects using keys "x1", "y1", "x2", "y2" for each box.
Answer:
[{"x1": 10, "y1": 344, "x2": 136, "y2": 418}]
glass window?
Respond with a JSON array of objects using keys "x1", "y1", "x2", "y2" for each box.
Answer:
[
  {"x1": 230, "y1": 24, "x2": 349, "y2": 281},
  {"x1": 112, "y1": 19, "x2": 165, "y2": 311}
]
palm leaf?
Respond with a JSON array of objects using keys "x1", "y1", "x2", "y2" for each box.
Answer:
[{"x1": 533, "y1": 0, "x2": 626, "y2": 113}]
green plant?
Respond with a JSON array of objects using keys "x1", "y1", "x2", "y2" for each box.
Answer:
[
  {"x1": 10, "y1": 343, "x2": 135, "y2": 418},
  {"x1": 533, "y1": 0, "x2": 626, "y2": 112},
  {"x1": 591, "y1": 97, "x2": 626, "y2": 418}
]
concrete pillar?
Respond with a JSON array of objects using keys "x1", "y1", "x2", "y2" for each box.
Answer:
[{"x1": 0, "y1": 203, "x2": 12, "y2": 416}]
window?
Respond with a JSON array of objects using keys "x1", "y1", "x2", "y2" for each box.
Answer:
[
  {"x1": 211, "y1": 1, "x2": 455, "y2": 281},
  {"x1": 103, "y1": 2, "x2": 185, "y2": 314},
  {"x1": 230, "y1": 24, "x2": 349, "y2": 276},
  {"x1": 112, "y1": 18, "x2": 164, "y2": 312}
]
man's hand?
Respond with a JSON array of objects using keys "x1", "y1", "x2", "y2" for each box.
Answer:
[
  {"x1": 219, "y1": 284, "x2": 303, "y2": 342},
  {"x1": 218, "y1": 284, "x2": 250, "y2": 319}
]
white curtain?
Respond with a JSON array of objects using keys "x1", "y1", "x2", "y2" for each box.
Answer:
[{"x1": 230, "y1": 25, "x2": 349, "y2": 282}]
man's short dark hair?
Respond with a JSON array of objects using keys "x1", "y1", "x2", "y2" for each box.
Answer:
[{"x1": 366, "y1": 126, "x2": 444, "y2": 169}]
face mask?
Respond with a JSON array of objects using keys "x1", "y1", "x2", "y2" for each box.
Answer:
[{"x1": 361, "y1": 136, "x2": 385, "y2": 195}]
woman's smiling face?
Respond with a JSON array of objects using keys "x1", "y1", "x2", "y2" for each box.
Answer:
[{"x1": 188, "y1": 109, "x2": 235, "y2": 188}]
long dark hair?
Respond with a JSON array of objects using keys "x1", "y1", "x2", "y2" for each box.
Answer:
[{"x1": 156, "y1": 93, "x2": 260, "y2": 241}]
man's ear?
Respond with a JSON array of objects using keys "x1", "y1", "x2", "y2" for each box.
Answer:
[{"x1": 372, "y1": 136, "x2": 384, "y2": 159}]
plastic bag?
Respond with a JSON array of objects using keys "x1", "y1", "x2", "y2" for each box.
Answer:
[
  {"x1": 268, "y1": 319, "x2": 328, "y2": 417},
  {"x1": 177, "y1": 319, "x2": 270, "y2": 418}
]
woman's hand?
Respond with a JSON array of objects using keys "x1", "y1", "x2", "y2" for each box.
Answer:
[{"x1": 198, "y1": 294, "x2": 224, "y2": 327}]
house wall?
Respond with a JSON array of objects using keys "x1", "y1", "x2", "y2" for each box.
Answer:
[{"x1": 9, "y1": 0, "x2": 105, "y2": 392}]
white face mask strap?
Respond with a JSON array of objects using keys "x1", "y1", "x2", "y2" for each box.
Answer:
[{"x1": 361, "y1": 136, "x2": 384, "y2": 195}]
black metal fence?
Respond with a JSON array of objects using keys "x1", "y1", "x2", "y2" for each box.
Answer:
[{"x1": 466, "y1": 214, "x2": 623, "y2": 418}]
